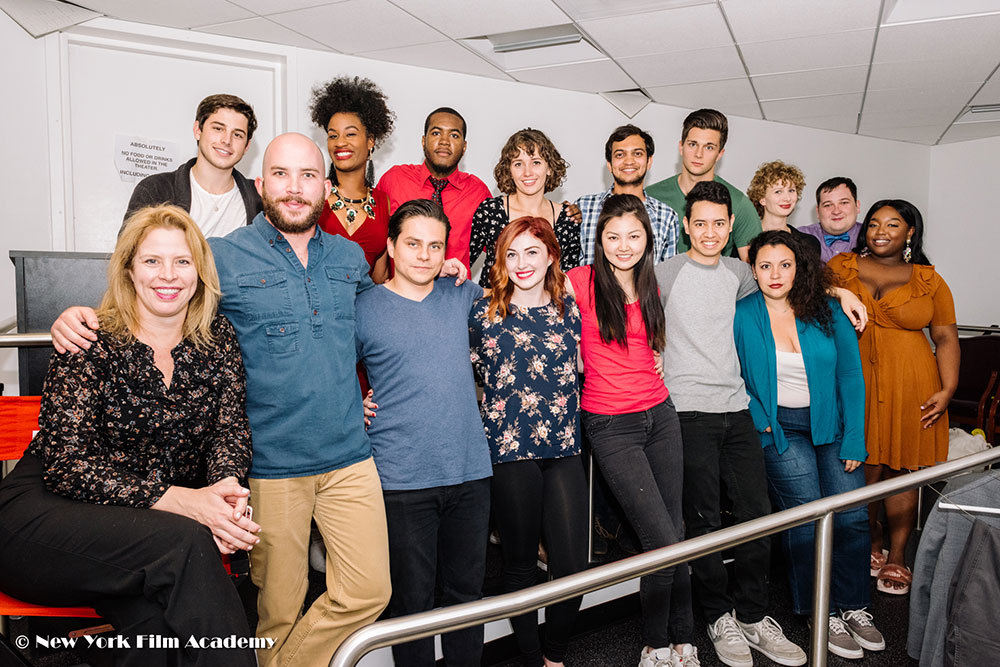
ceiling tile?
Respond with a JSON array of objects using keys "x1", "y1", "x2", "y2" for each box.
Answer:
[
  {"x1": 784, "y1": 114, "x2": 859, "y2": 134},
  {"x1": 739, "y1": 30, "x2": 875, "y2": 75},
  {"x1": 752, "y1": 65, "x2": 869, "y2": 100},
  {"x1": 579, "y1": 3, "x2": 731, "y2": 58},
  {"x1": 227, "y1": 0, "x2": 348, "y2": 14},
  {"x1": 508, "y1": 59, "x2": 635, "y2": 93},
  {"x1": 972, "y1": 70, "x2": 1000, "y2": 104},
  {"x1": 386, "y1": 0, "x2": 569, "y2": 39},
  {"x1": 559, "y1": 0, "x2": 713, "y2": 22},
  {"x1": 196, "y1": 17, "x2": 330, "y2": 50},
  {"x1": 618, "y1": 46, "x2": 745, "y2": 87},
  {"x1": 939, "y1": 120, "x2": 1000, "y2": 143},
  {"x1": 863, "y1": 82, "x2": 982, "y2": 112},
  {"x1": 72, "y1": 0, "x2": 253, "y2": 28},
  {"x1": 860, "y1": 107, "x2": 961, "y2": 129},
  {"x1": 358, "y1": 40, "x2": 512, "y2": 80},
  {"x1": 718, "y1": 102, "x2": 765, "y2": 120},
  {"x1": 875, "y1": 13, "x2": 1000, "y2": 63},
  {"x1": 722, "y1": 0, "x2": 880, "y2": 43},
  {"x1": 860, "y1": 125, "x2": 944, "y2": 145},
  {"x1": 646, "y1": 77, "x2": 758, "y2": 110},
  {"x1": 762, "y1": 92, "x2": 863, "y2": 121},
  {"x1": 268, "y1": 0, "x2": 442, "y2": 53},
  {"x1": 868, "y1": 57, "x2": 997, "y2": 89},
  {"x1": 884, "y1": 0, "x2": 1000, "y2": 24}
]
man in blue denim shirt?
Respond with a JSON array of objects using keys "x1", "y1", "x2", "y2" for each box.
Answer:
[{"x1": 51, "y1": 133, "x2": 468, "y2": 666}]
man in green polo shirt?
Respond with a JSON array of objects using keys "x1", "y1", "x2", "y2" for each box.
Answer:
[{"x1": 646, "y1": 109, "x2": 760, "y2": 261}]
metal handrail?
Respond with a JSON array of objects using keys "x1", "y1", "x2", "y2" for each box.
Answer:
[
  {"x1": 0, "y1": 333, "x2": 53, "y2": 347},
  {"x1": 0, "y1": 325, "x2": 994, "y2": 348},
  {"x1": 330, "y1": 446, "x2": 1000, "y2": 667}
]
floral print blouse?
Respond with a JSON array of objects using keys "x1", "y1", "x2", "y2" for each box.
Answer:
[
  {"x1": 469, "y1": 296, "x2": 582, "y2": 464},
  {"x1": 27, "y1": 315, "x2": 252, "y2": 508}
]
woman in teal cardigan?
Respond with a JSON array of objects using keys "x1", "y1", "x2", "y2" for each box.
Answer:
[{"x1": 734, "y1": 231, "x2": 882, "y2": 659}]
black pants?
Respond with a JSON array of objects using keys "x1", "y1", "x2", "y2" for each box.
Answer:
[
  {"x1": 492, "y1": 456, "x2": 589, "y2": 665},
  {"x1": 0, "y1": 454, "x2": 255, "y2": 667},
  {"x1": 383, "y1": 477, "x2": 491, "y2": 667},
  {"x1": 582, "y1": 399, "x2": 694, "y2": 648},
  {"x1": 679, "y1": 410, "x2": 771, "y2": 624}
]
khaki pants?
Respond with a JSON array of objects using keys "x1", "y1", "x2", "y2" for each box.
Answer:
[{"x1": 249, "y1": 457, "x2": 390, "y2": 667}]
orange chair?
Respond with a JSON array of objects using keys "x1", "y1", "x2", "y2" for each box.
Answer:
[{"x1": 0, "y1": 397, "x2": 103, "y2": 622}]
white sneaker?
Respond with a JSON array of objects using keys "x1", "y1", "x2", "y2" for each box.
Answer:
[
  {"x1": 638, "y1": 646, "x2": 672, "y2": 667},
  {"x1": 737, "y1": 616, "x2": 806, "y2": 666},
  {"x1": 309, "y1": 534, "x2": 326, "y2": 572},
  {"x1": 670, "y1": 643, "x2": 701, "y2": 666},
  {"x1": 707, "y1": 612, "x2": 753, "y2": 667}
]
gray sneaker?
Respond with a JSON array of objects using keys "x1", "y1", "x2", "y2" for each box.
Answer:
[
  {"x1": 737, "y1": 616, "x2": 807, "y2": 666},
  {"x1": 827, "y1": 616, "x2": 863, "y2": 659},
  {"x1": 841, "y1": 608, "x2": 885, "y2": 651},
  {"x1": 707, "y1": 612, "x2": 753, "y2": 667}
]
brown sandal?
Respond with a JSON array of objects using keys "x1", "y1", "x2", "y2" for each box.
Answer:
[
  {"x1": 877, "y1": 563, "x2": 912, "y2": 595},
  {"x1": 870, "y1": 549, "x2": 888, "y2": 577}
]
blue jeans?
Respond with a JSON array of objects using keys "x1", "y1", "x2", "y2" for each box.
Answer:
[
  {"x1": 583, "y1": 398, "x2": 694, "y2": 648},
  {"x1": 764, "y1": 407, "x2": 870, "y2": 615}
]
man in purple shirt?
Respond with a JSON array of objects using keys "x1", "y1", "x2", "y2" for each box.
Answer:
[{"x1": 797, "y1": 177, "x2": 863, "y2": 263}]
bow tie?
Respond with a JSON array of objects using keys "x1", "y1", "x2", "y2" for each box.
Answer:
[{"x1": 824, "y1": 232, "x2": 850, "y2": 246}]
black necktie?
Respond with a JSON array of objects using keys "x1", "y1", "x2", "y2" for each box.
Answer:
[{"x1": 429, "y1": 177, "x2": 449, "y2": 204}]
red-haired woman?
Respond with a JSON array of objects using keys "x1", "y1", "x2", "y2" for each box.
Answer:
[{"x1": 469, "y1": 217, "x2": 587, "y2": 667}]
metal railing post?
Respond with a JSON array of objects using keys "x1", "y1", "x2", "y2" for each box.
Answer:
[{"x1": 810, "y1": 513, "x2": 834, "y2": 667}]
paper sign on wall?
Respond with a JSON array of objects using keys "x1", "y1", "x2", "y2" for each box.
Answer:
[{"x1": 114, "y1": 134, "x2": 179, "y2": 183}]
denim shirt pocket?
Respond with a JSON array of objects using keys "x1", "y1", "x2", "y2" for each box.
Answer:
[
  {"x1": 237, "y1": 270, "x2": 293, "y2": 322},
  {"x1": 264, "y1": 322, "x2": 299, "y2": 355},
  {"x1": 324, "y1": 266, "x2": 361, "y2": 320}
]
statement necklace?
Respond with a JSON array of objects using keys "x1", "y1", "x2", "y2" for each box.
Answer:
[{"x1": 329, "y1": 185, "x2": 375, "y2": 226}]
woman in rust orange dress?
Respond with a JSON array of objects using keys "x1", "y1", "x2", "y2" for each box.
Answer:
[{"x1": 828, "y1": 199, "x2": 959, "y2": 596}]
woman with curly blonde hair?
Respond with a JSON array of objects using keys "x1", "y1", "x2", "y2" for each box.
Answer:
[
  {"x1": 747, "y1": 160, "x2": 821, "y2": 256},
  {"x1": 469, "y1": 128, "x2": 580, "y2": 286}
]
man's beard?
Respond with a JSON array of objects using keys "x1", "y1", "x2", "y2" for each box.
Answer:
[
  {"x1": 262, "y1": 191, "x2": 324, "y2": 234},
  {"x1": 613, "y1": 170, "x2": 646, "y2": 188}
]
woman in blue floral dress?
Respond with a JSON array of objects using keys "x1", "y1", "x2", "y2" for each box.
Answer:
[{"x1": 469, "y1": 216, "x2": 588, "y2": 667}]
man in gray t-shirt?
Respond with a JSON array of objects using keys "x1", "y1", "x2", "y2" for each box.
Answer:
[
  {"x1": 355, "y1": 199, "x2": 490, "y2": 667},
  {"x1": 655, "y1": 181, "x2": 807, "y2": 667}
]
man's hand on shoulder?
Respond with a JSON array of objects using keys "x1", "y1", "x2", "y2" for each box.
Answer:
[
  {"x1": 51, "y1": 306, "x2": 100, "y2": 354},
  {"x1": 563, "y1": 201, "x2": 582, "y2": 224},
  {"x1": 439, "y1": 258, "x2": 468, "y2": 285}
]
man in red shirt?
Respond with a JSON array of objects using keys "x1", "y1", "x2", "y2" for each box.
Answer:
[{"x1": 377, "y1": 107, "x2": 491, "y2": 273}]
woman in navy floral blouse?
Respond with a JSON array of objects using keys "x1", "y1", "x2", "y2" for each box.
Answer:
[
  {"x1": 469, "y1": 217, "x2": 588, "y2": 667},
  {"x1": 0, "y1": 206, "x2": 258, "y2": 666}
]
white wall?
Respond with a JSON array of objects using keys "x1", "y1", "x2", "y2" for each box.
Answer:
[
  {"x1": 928, "y1": 135, "x2": 1000, "y2": 327},
  {"x1": 0, "y1": 13, "x2": 52, "y2": 394}
]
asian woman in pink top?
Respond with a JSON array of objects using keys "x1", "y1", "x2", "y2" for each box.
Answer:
[{"x1": 566, "y1": 194, "x2": 696, "y2": 667}]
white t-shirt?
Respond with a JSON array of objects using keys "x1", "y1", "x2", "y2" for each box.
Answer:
[{"x1": 188, "y1": 172, "x2": 246, "y2": 238}]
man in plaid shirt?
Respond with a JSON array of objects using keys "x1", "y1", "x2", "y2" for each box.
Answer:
[{"x1": 576, "y1": 125, "x2": 679, "y2": 266}]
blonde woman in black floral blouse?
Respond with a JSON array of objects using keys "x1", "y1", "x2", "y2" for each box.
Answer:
[
  {"x1": 0, "y1": 205, "x2": 258, "y2": 667},
  {"x1": 469, "y1": 128, "x2": 581, "y2": 287},
  {"x1": 469, "y1": 217, "x2": 587, "y2": 667}
]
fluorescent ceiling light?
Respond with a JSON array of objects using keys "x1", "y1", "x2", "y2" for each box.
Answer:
[
  {"x1": 969, "y1": 104, "x2": 1000, "y2": 113},
  {"x1": 488, "y1": 25, "x2": 582, "y2": 53}
]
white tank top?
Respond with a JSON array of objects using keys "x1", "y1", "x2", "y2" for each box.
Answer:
[{"x1": 776, "y1": 350, "x2": 810, "y2": 408}]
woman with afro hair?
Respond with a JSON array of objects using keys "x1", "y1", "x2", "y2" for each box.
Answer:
[{"x1": 309, "y1": 75, "x2": 396, "y2": 282}]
